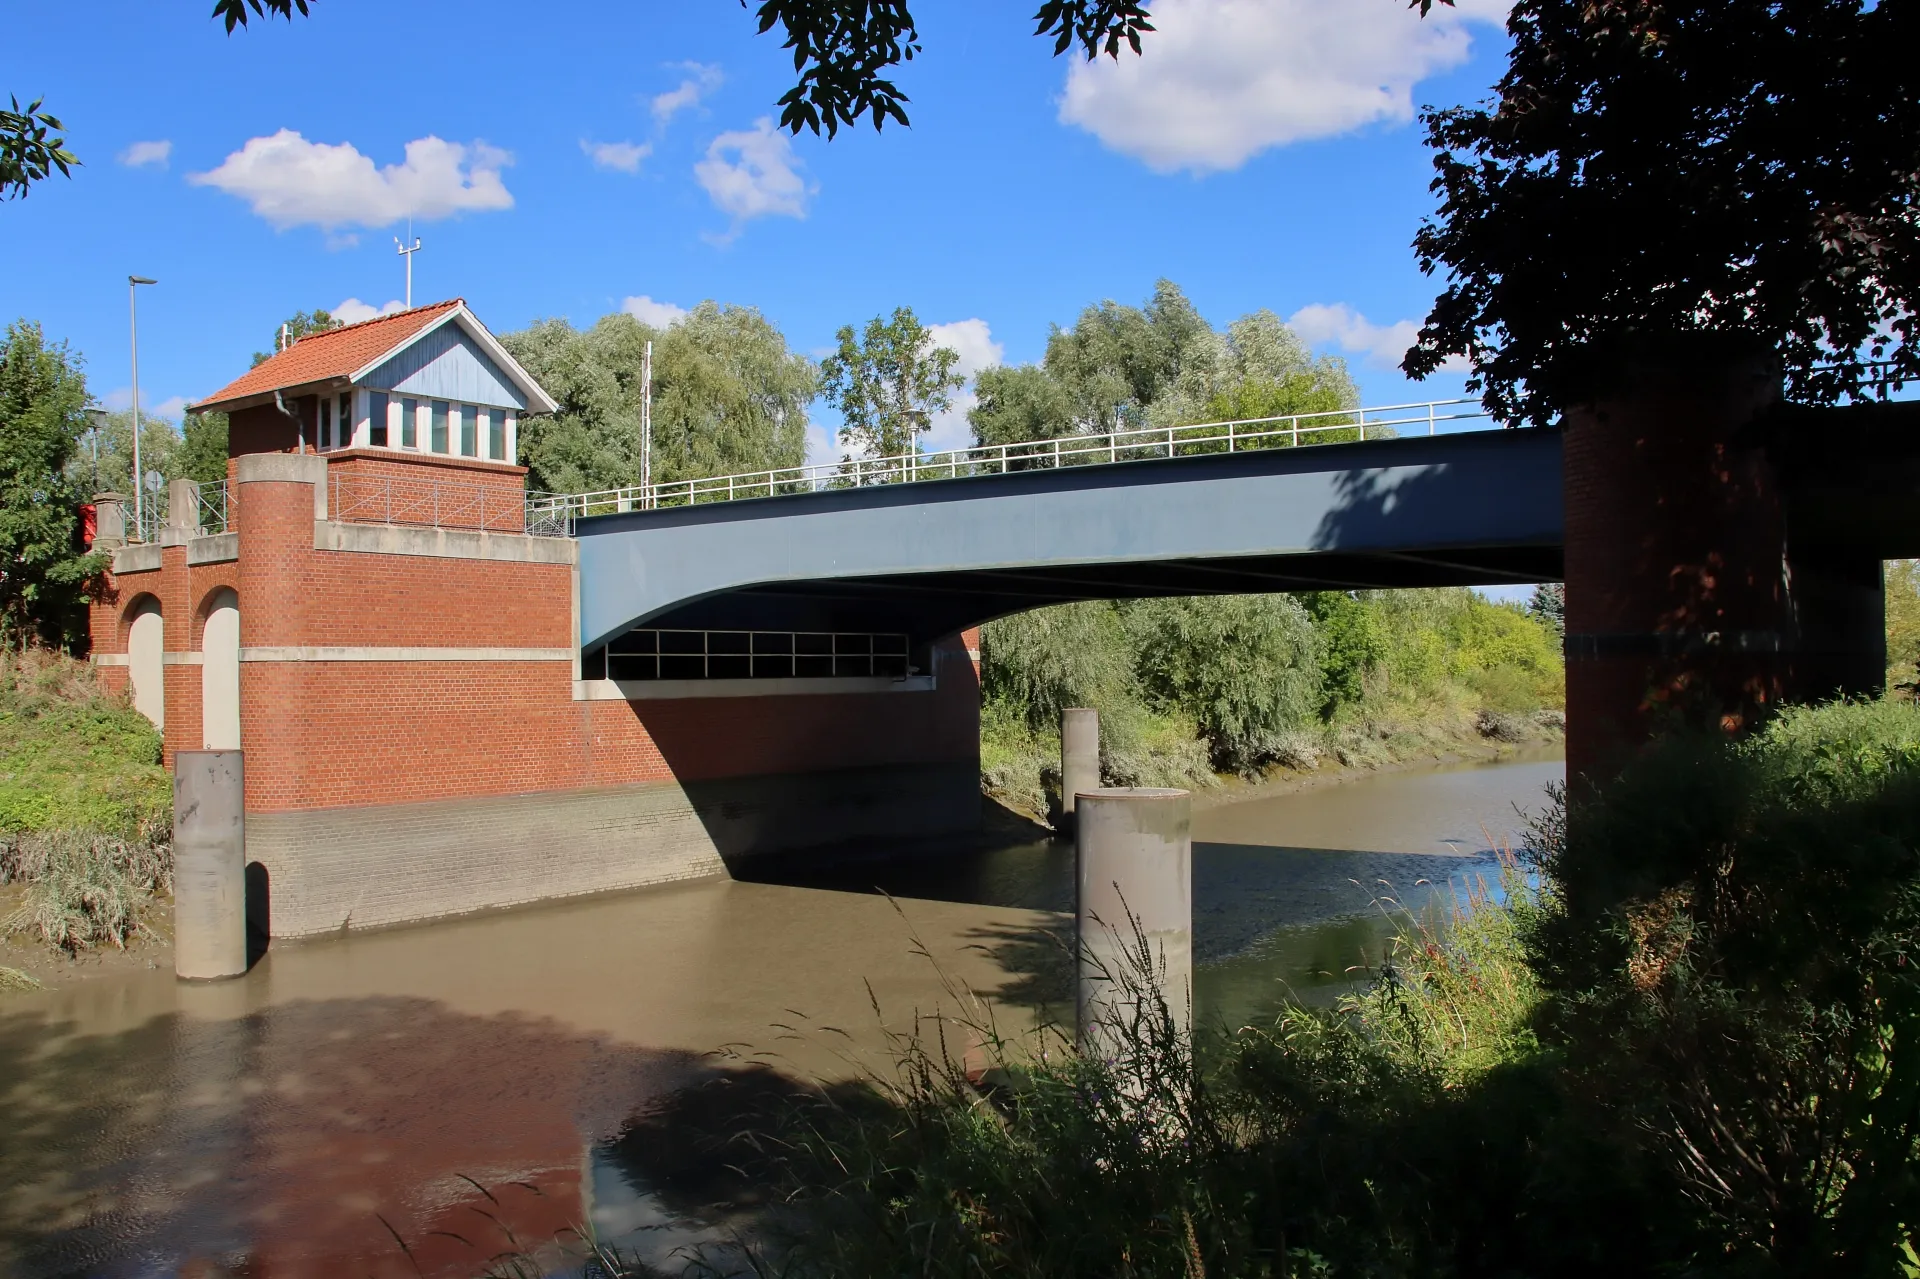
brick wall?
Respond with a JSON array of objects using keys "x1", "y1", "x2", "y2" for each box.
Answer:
[
  {"x1": 87, "y1": 450, "x2": 984, "y2": 935},
  {"x1": 1562, "y1": 346, "x2": 1791, "y2": 779}
]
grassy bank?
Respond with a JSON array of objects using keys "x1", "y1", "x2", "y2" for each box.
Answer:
[
  {"x1": 980, "y1": 587, "x2": 1565, "y2": 819},
  {"x1": 0, "y1": 649, "x2": 171, "y2": 966},
  {"x1": 769, "y1": 696, "x2": 1920, "y2": 1277}
]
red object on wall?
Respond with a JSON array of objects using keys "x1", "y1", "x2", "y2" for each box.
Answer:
[{"x1": 80, "y1": 503, "x2": 96, "y2": 548}]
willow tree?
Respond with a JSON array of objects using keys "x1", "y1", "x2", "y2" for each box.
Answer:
[
  {"x1": 969, "y1": 284, "x2": 1358, "y2": 447},
  {"x1": 502, "y1": 304, "x2": 814, "y2": 495}
]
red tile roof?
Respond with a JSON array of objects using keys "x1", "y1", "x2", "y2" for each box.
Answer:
[{"x1": 191, "y1": 300, "x2": 464, "y2": 412}]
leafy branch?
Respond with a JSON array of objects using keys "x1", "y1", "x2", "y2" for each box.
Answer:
[{"x1": 0, "y1": 98, "x2": 75, "y2": 201}]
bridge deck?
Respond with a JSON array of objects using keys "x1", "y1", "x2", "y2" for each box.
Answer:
[{"x1": 573, "y1": 428, "x2": 1565, "y2": 653}]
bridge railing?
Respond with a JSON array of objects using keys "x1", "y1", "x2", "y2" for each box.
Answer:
[{"x1": 524, "y1": 397, "x2": 1494, "y2": 532}]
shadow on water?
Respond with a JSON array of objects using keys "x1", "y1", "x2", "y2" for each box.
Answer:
[
  {"x1": 743, "y1": 836, "x2": 1513, "y2": 1038},
  {"x1": 0, "y1": 992, "x2": 793, "y2": 1279}
]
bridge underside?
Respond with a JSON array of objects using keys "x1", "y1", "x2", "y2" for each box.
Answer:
[
  {"x1": 642, "y1": 543, "x2": 1563, "y2": 645},
  {"x1": 574, "y1": 428, "x2": 1567, "y2": 660}
]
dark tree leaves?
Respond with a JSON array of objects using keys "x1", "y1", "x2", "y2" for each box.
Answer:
[
  {"x1": 1405, "y1": 0, "x2": 1920, "y2": 424},
  {"x1": 0, "y1": 98, "x2": 76, "y2": 201},
  {"x1": 209, "y1": 0, "x2": 312, "y2": 33}
]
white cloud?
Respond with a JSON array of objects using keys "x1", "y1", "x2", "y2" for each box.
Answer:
[
  {"x1": 190, "y1": 130, "x2": 514, "y2": 231},
  {"x1": 1288, "y1": 302, "x2": 1470, "y2": 373},
  {"x1": 1059, "y1": 0, "x2": 1509, "y2": 173},
  {"x1": 333, "y1": 297, "x2": 406, "y2": 325},
  {"x1": 622, "y1": 295, "x2": 689, "y2": 327},
  {"x1": 694, "y1": 118, "x2": 811, "y2": 242},
  {"x1": 119, "y1": 140, "x2": 171, "y2": 168},
  {"x1": 101, "y1": 387, "x2": 189, "y2": 418},
  {"x1": 652, "y1": 63, "x2": 724, "y2": 126},
  {"x1": 923, "y1": 318, "x2": 1005, "y2": 453},
  {"x1": 582, "y1": 139, "x2": 652, "y2": 174}
]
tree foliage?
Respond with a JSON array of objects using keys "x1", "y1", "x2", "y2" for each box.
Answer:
[
  {"x1": 503, "y1": 303, "x2": 814, "y2": 494},
  {"x1": 251, "y1": 308, "x2": 341, "y2": 368},
  {"x1": 1407, "y1": 0, "x2": 1920, "y2": 423},
  {"x1": 0, "y1": 321, "x2": 100, "y2": 650},
  {"x1": 0, "y1": 98, "x2": 74, "y2": 201},
  {"x1": 969, "y1": 282, "x2": 1358, "y2": 448},
  {"x1": 819, "y1": 306, "x2": 961, "y2": 460}
]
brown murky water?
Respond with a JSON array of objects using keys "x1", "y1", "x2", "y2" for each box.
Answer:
[{"x1": 0, "y1": 752, "x2": 1560, "y2": 1278}]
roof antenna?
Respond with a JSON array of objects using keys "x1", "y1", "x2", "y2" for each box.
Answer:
[
  {"x1": 280, "y1": 322, "x2": 290, "y2": 353},
  {"x1": 395, "y1": 220, "x2": 422, "y2": 309}
]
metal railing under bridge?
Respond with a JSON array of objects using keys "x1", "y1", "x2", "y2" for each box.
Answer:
[{"x1": 522, "y1": 397, "x2": 1497, "y2": 537}]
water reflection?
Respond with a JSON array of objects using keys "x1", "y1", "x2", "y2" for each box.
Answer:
[{"x1": 0, "y1": 752, "x2": 1559, "y2": 1277}]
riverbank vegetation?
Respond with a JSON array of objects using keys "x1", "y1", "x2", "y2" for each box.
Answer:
[
  {"x1": 768, "y1": 695, "x2": 1920, "y2": 1276},
  {"x1": 980, "y1": 586, "x2": 1567, "y2": 817},
  {"x1": 0, "y1": 649, "x2": 171, "y2": 959}
]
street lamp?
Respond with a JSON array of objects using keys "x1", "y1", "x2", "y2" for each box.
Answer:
[{"x1": 128, "y1": 275, "x2": 156, "y2": 539}]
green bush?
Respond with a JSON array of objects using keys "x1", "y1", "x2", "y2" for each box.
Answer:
[
  {"x1": 0, "y1": 649, "x2": 168, "y2": 836},
  {"x1": 1531, "y1": 698, "x2": 1920, "y2": 1270}
]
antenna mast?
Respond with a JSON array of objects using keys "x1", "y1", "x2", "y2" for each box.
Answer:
[
  {"x1": 394, "y1": 226, "x2": 422, "y2": 308},
  {"x1": 640, "y1": 340, "x2": 653, "y2": 508}
]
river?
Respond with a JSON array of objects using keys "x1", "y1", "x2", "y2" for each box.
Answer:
[{"x1": 0, "y1": 751, "x2": 1560, "y2": 1278}]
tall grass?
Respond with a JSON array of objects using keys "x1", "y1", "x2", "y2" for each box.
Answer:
[{"x1": 1, "y1": 828, "x2": 173, "y2": 953}]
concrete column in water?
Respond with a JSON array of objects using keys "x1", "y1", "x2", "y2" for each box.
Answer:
[
  {"x1": 174, "y1": 750, "x2": 247, "y2": 980},
  {"x1": 1060, "y1": 707, "x2": 1101, "y2": 820},
  {"x1": 1075, "y1": 787, "x2": 1192, "y2": 1056}
]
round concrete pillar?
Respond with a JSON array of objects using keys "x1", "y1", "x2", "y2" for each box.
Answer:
[
  {"x1": 1075, "y1": 787, "x2": 1192, "y2": 1057},
  {"x1": 1060, "y1": 707, "x2": 1100, "y2": 822},
  {"x1": 174, "y1": 750, "x2": 248, "y2": 981}
]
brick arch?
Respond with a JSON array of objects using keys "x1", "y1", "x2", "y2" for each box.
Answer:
[
  {"x1": 123, "y1": 593, "x2": 165, "y2": 730},
  {"x1": 194, "y1": 585, "x2": 240, "y2": 649},
  {"x1": 120, "y1": 591, "x2": 162, "y2": 646}
]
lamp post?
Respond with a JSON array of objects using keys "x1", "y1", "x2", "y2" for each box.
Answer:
[{"x1": 128, "y1": 275, "x2": 157, "y2": 539}]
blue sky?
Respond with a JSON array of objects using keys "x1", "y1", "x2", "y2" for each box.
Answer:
[{"x1": 5, "y1": 0, "x2": 1515, "y2": 460}]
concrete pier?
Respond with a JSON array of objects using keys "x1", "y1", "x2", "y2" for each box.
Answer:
[
  {"x1": 1074, "y1": 786, "x2": 1192, "y2": 1056},
  {"x1": 174, "y1": 751, "x2": 247, "y2": 981},
  {"x1": 1060, "y1": 707, "x2": 1100, "y2": 822}
]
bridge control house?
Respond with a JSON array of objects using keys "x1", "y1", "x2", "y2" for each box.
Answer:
[{"x1": 86, "y1": 301, "x2": 984, "y2": 939}]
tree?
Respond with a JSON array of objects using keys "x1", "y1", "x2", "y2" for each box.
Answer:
[
  {"x1": 502, "y1": 304, "x2": 814, "y2": 494},
  {"x1": 1405, "y1": 0, "x2": 1920, "y2": 423},
  {"x1": 1042, "y1": 279, "x2": 1214, "y2": 433},
  {"x1": 819, "y1": 307, "x2": 962, "y2": 460},
  {"x1": 969, "y1": 364, "x2": 1076, "y2": 447},
  {"x1": 0, "y1": 320, "x2": 100, "y2": 650},
  {"x1": 0, "y1": 97, "x2": 73, "y2": 200},
  {"x1": 176, "y1": 412, "x2": 230, "y2": 485},
  {"x1": 1527, "y1": 582, "x2": 1566, "y2": 638},
  {"x1": 82, "y1": 410, "x2": 183, "y2": 499},
  {"x1": 969, "y1": 287, "x2": 1359, "y2": 449},
  {"x1": 251, "y1": 309, "x2": 342, "y2": 368}
]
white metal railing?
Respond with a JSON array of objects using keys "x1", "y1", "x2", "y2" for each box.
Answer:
[
  {"x1": 198, "y1": 480, "x2": 233, "y2": 535},
  {"x1": 525, "y1": 398, "x2": 1493, "y2": 533},
  {"x1": 119, "y1": 479, "x2": 232, "y2": 541}
]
